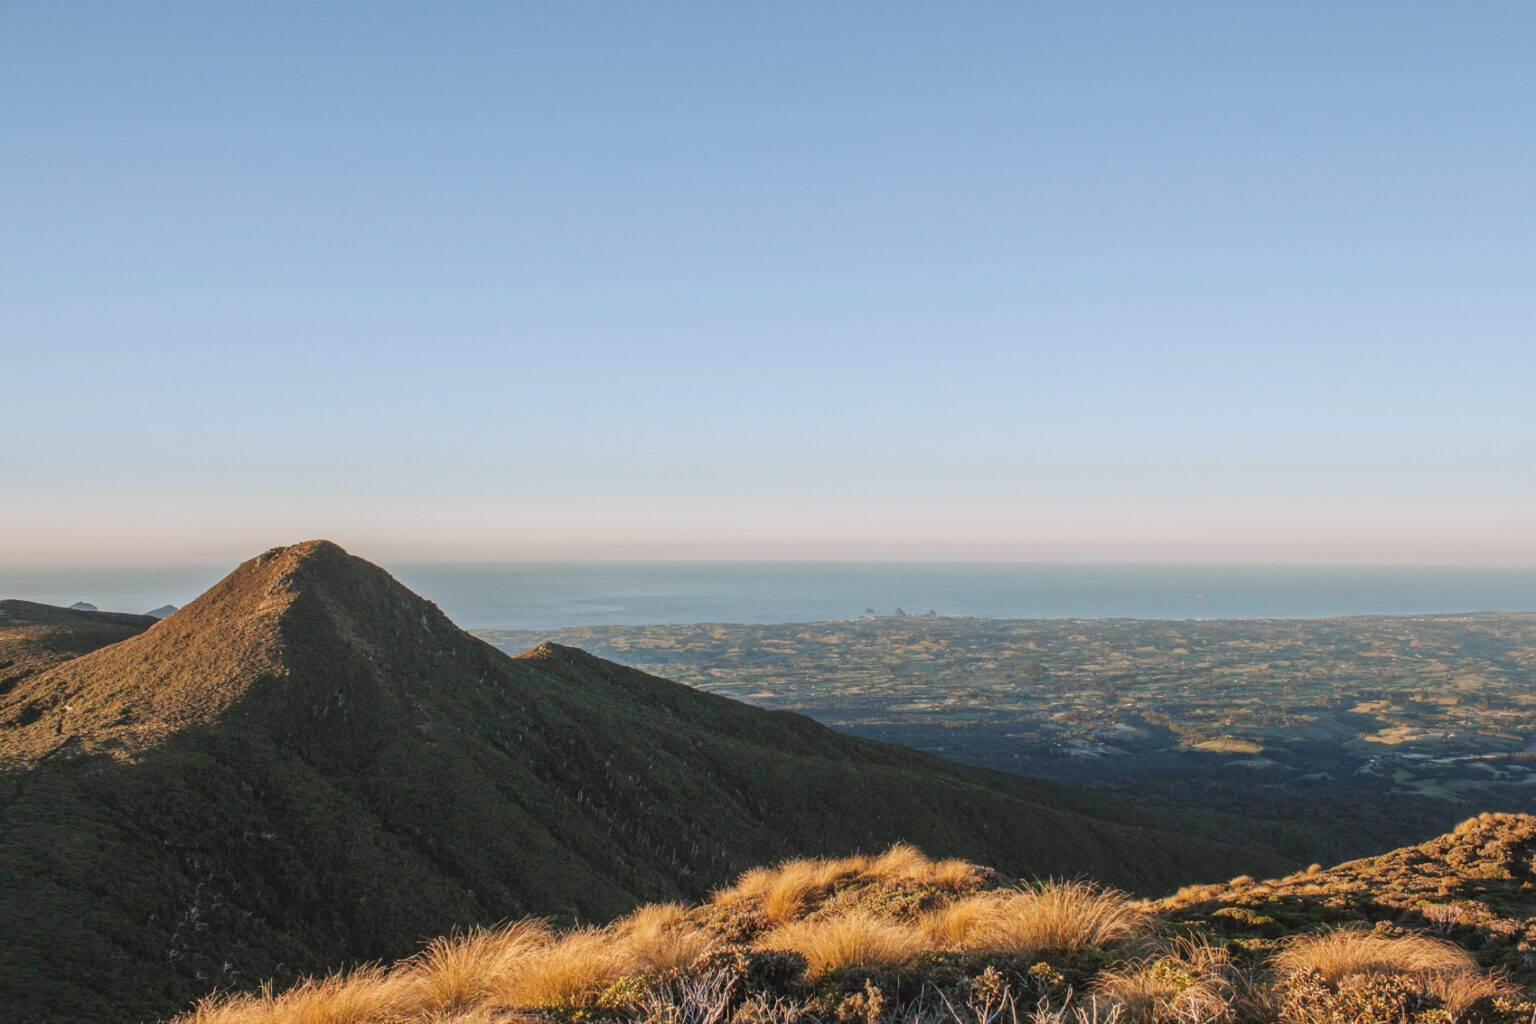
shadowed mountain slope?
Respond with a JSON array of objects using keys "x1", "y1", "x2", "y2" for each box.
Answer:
[{"x1": 0, "y1": 542, "x2": 1277, "y2": 1022}]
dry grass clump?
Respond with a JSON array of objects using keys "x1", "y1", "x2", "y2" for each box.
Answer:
[
  {"x1": 183, "y1": 967, "x2": 414, "y2": 1024},
  {"x1": 865, "y1": 843, "x2": 983, "y2": 888},
  {"x1": 752, "y1": 878, "x2": 1142, "y2": 980},
  {"x1": 755, "y1": 911, "x2": 924, "y2": 978},
  {"x1": 1157, "y1": 883, "x2": 1224, "y2": 910},
  {"x1": 919, "y1": 891, "x2": 1010, "y2": 948},
  {"x1": 408, "y1": 921, "x2": 552, "y2": 1009},
  {"x1": 924, "y1": 858, "x2": 988, "y2": 890},
  {"x1": 491, "y1": 927, "x2": 634, "y2": 1007},
  {"x1": 767, "y1": 860, "x2": 861, "y2": 922},
  {"x1": 612, "y1": 902, "x2": 716, "y2": 974},
  {"x1": 1094, "y1": 939, "x2": 1238, "y2": 1023},
  {"x1": 719, "y1": 857, "x2": 867, "y2": 923},
  {"x1": 919, "y1": 882, "x2": 1147, "y2": 956},
  {"x1": 1269, "y1": 929, "x2": 1518, "y2": 1024},
  {"x1": 715, "y1": 844, "x2": 984, "y2": 924},
  {"x1": 483, "y1": 907, "x2": 713, "y2": 1007},
  {"x1": 729, "y1": 857, "x2": 1138, "y2": 982},
  {"x1": 1271, "y1": 927, "x2": 1475, "y2": 985},
  {"x1": 183, "y1": 905, "x2": 715, "y2": 1023},
  {"x1": 1430, "y1": 971, "x2": 1514, "y2": 1019}
]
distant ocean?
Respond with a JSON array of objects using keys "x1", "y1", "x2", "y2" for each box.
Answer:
[{"x1": 3, "y1": 562, "x2": 1535, "y2": 631}]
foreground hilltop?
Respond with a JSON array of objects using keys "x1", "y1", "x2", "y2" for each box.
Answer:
[
  {"x1": 186, "y1": 818, "x2": 1536, "y2": 1024},
  {"x1": 0, "y1": 541, "x2": 1268, "y2": 1022},
  {"x1": 1157, "y1": 811, "x2": 1536, "y2": 979}
]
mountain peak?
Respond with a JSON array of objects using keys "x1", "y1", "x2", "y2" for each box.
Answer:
[
  {"x1": 262, "y1": 538, "x2": 343, "y2": 559},
  {"x1": 2, "y1": 540, "x2": 462, "y2": 760},
  {"x1": 249, "y1": 538, "x2": 351, "y2": 578},
  {"x1": 172, "y1": 538, "x2": 450, "y2": 643},
  {"x1": 222, "y1": 538, "x2": 372, "y2": 602},
  {"x1": 515, "y1": 640, "x2": 590, "y2": 662}
]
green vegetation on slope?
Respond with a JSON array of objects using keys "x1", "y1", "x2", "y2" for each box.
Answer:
[{"x1": 0, "y1": 542, "x2": 1273, "y2": 1023}]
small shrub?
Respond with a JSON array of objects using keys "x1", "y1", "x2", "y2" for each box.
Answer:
[
  {"x1": 1274, "y1": 969, "x2": 1451, "y2": 1024},
  {"x1": 637, "y1": 968, "x2": 739, "y2": 1024}
]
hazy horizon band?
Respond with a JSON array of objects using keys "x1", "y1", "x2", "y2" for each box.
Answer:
[{"x1": 7, "y1": 560, "x2": 1536, "y2": 632}]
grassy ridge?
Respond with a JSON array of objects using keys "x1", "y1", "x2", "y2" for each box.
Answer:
[{"x1": 181, "y1": 825, "x2": 1536, "y2": 1024}]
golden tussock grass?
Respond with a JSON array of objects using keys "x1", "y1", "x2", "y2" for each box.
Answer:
[
  {"x1": 712, "y1": 843, "x2": 982, "y2": 924},
  {"x1": 1429, "y1": 971, "x2": 1513, "y2": 1018},
  {"x1": 765, "y1": 860, "x2": 853, "y2": 922},
  {"x1": 183, "y1": 905, "x2": 710, "y2": 1023},
  {"x1": 919, "y1": 881, "x2": 1146, "y2": 956},
  {"x1": 184, "y1": 967, "x2": 414, "y2": 1024},
  {"x1": 1093, "y1": 938, "x2": 1237, "y2": 1023},
  {"x1": 870, "y1": 845, "x2": 983, "y2": 888},
  {"x1": 1271, "y1": 927, "x2": 1476, "y2": 985},
  {"x1": 717, "y1": 857, "x2": 861, "y2": 923},
  {"x1": 611, "y1": 902, "x2": 715, "y2": 973},
  {"x1": 751, "y1": 878, "x2": 1142, "y2": 980},
  {"x1": 487, "y1": 927, "x2": 633, "y2": 1007},
  {"x1": 407, "y1": 920, "x2": 551, "y2": 1009},
  {"x1": 755, "y1": 910, "x2": 924, "y2": 978},
  {"x1": 484, "y1": 907, "x2": 710, "y2": 1007},
  {"x1": 858, "y1": 842, "x2": 984, "y2": 888},
  {"x1": 917, "y1": 890, "x2": 1007, "y2": 947},
  {"x1": 862, "y1": 843, "x2": 930, "y2": 880}
]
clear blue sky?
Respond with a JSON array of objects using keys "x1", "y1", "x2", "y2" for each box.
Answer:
[{"x1": 3, "y1": 3, "x2": 1532, "y2": 566}]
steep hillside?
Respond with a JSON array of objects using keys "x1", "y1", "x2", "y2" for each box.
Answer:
[
  {"x1": 184, "y1": 819, "x2": 1536, "y2": 1024},
  {"x1": 0, "y1": 542, "x2": 1274, "y2": 1023},
  {"x1": 0, "y1": 599, "x2": 155, "y2": 687}
]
